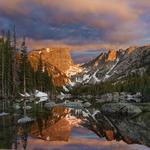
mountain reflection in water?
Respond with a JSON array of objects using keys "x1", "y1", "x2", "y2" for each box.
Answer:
[
  {"x1": 18, "y1": 128, "x2": 149, "y2": 150},
  {"x1": 0, "y1": 102, "x2": 150, "y2": 150}
]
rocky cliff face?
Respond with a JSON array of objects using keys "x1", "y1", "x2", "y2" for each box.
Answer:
[
  {"x1": 28, "y1": 48, "x2": 73, "y2": 87},
  {"x1": 27, "y1": 45, "x2": 150, "y2": 87},
  {"x1": 106, "y1": 49, "x2": 117, "y2": 62},
  {"x1": 70, "y1": 45, "x2": 150, "y2": 85}
]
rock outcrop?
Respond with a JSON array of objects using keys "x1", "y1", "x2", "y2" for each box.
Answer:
[
  {"x1": 106, "y1": 49, "x2": 117, "y2": 62},
  {"x1": 28, "y1": 48, "x2": 73, "y2": 87}
]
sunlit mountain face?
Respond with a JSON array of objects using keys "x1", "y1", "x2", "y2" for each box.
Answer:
[{"x1": 0, "y1": 1, "x2": 150, "y2": 150}]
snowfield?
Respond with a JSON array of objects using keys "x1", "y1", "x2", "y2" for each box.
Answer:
[{"x1": 66, "y1": 64, "x2": 83, "y2": 77}]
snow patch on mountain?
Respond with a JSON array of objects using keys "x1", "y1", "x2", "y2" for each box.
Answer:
[
  {"x1": 91, "y1": 69, "x2": 101, "y2": 83},
  {"x1": 69, "y1": 80, "x2": 76, "y2": 87},
  {"x1": 63, "y1": 86, "x2": 69, "y2": 92},
  {"x1": 66, "y1": 64, "x2": 83, "y2": 77},
  {"x1": 104, "y1": 58, "x2": 120, "y2": 80},
  {"x1": 83, "y1": 74, "x2": 90, "y2": 81}
]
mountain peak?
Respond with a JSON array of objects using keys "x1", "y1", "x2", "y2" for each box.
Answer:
[
  {"x1": 94, "y1": 52, "x2": 106, "y2": 67},
  {"x1": 106, "y1": 49, "x2": 117, "y2": 62},
  {"x1": 126, "y1": 46, "x2": 137, "y2": 54},
  {"x1": 29, "y1": 48, "x2": 73, "y2": 72}
]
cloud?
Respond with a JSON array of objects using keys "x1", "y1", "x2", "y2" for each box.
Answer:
[
  {"x1": 0, "y1": 0, "x2": 149, "y2": 50},
  {"x1": 27, "y1": 38, "x2": 128, "y2": 51}
]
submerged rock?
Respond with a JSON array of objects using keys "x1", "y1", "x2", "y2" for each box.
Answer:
[
  {"x1": 101, "y1": 103, "x2": 142, "y2": 115},
  {"x1": 96, "y1": 92, "x2": 142, "y2": 104},
  {"x1": 44, "y1": 102, "x2": 56, "y2": 109},
  {"x1": 83, "y1": 102, "x2": 91, "y2": 108},
  {"x1": 107, "y1": 112, "x2": 150, "y2": 147}
]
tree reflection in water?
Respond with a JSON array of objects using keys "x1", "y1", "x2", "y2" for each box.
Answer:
[{"x1": 0, "y1": 103, "x2": 150, "y2": 149}]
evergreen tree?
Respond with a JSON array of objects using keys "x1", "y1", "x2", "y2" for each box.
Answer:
[
  {"x1": 18, "y1": 36, "x2": 28, "y2": 93},
  {"x1": 4, "y1": 31, "x2": 11, "y2": 97},
  {"x1": 0, "y1": 28, "x2": 55, "y2": 102}
]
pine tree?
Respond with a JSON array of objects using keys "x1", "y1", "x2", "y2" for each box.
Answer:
[
  {"x1": 4, "y1": 30, "x2": 11, "y2": 97},
  {"x1": 11, "y1": 26, "x2": 17, "y2": 97},
  {"x1": 0, "y1": 31, "x2": 5, "y2": 98},
  {"x1": 19, "y1": 36, "x2": 28, "y2": 93}
]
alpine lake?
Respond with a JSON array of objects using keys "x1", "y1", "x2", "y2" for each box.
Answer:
[{"x1": 0, "y1": 95, "x2": 150, "y2": 150}]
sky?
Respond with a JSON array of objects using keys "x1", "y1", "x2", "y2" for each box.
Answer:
[{"x1": 0, "y1": 0, "x2": 150, "y2": 63}]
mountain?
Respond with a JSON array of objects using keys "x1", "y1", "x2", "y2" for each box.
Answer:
[
  {"x1": 28, "y1": 48, "x2": 73, "y2": 87},
  {"x1": 69, "y1": 45, "x2": 150, "y2": 85},
  {"x1": 27, "y1": 45, "x2": 150, "y2": 88}
]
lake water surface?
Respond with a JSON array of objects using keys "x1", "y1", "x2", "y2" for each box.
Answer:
[{"x1": 0, "y1": 99, "x2": 150, "y2": 150}]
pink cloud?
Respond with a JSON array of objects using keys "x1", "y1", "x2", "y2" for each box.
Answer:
[
  {"x1": 27, "y1": 38, "x2": 129, "y2": 51},
  {"x1": 0, "y1": 0, "x2": 149, "y2": 50}
]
